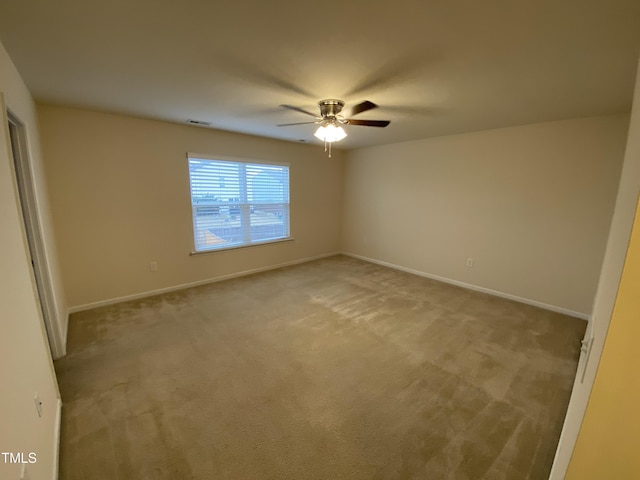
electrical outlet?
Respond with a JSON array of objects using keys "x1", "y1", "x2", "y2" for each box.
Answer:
[
  {"x1": 149, "y1": 261, "x2": 158, "y2": 272},
  {"x1": 466, "y1": 257, "x2": 474, "y2": 267},
  {"x1": 34, "y1": 393, "x2": 42, "y2": 418}
]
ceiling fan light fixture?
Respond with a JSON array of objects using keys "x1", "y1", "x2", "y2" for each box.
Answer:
[
  {"x1": 279, "y1": 99, "x2": 389, "y2": 157},
  {"x1": 314, "y1": 123, "x2": 347, "y2": 143}
]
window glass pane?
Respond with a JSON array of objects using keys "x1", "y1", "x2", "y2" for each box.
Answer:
[
  {"x1": 246, "y1": 164, "x2": 289, "y2": 203},
  {"x1": 249, "y1": 204, "x2": 289, "y2": 242},
  {"x1": 192, "y1": 204, "x2": 244, "y2": 249},
  {"x1": 189, "y1": 160, "x2": 241, "y2": 202}
]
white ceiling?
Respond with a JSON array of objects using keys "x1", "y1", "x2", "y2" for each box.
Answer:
[{"x1": 1, "y1": 0, "x2": 639, "y2": 149}]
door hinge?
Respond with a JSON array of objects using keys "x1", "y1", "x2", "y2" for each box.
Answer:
[
  {"x1": 580, "y1": 336, "x2": 594, "y2": 383},
  {"x1": 580, "y1": 338, "x2": 590, "y2": 354}
]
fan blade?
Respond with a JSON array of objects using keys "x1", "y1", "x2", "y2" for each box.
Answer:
[
  {"x1": 277, "y1": 121, "x2": 317, "y2": 126},
  {"x1": 350, "y1": 100, "x2": 378, "y2": 116},
  {"x1": 280, "y1": 104, "x2": 318, "y2": 117},
  {"x1": 347, "y1": 119, "x2": 390, "y2": 127}
]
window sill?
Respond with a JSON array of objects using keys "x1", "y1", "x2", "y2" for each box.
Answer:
[{"x1": 190, "y1": 237, "x2": 294, "y2": 256}]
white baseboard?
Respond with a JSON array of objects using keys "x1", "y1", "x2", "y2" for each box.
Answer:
[
  {"x1": 67, "y1": 252, "x2": 340, "y2": 314},
  {"x1": 53, "y1": 398, "x2": 62, "y2": 480},
  {"x1": 67, "y1": 250, "x2": 589, "y2": 320},
  {"x1": 342, "y1": 252, "x2": 590, "y2": 320}
]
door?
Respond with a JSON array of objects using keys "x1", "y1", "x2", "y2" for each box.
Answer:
[
  {"x1": 6, "y1": 107, "x2": 63, "y2": 358},
  {"x1": 548, "y1": 72, "x2": 640, "y2": 478}
]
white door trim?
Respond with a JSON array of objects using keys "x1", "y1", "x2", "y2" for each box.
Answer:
[{"x1": 6, "y1": 106, "x2": 65, "y2": 358}]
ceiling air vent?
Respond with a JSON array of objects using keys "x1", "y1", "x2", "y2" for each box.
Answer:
[{"x1": 186, "y1": 119, "x2": 211, "y2": 126}]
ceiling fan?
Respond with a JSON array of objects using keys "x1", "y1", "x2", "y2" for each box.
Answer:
[{"x1": 278, "y1": 99, "x2": 390, "y2": 156}]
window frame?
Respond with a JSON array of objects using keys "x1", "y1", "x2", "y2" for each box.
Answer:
[{"x1": 187, "y1": 153, "x2": 292, "y2": 254}]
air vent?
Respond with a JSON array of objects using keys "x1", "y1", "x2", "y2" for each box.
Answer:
[{"x1": 186, "y1": 119, "x2": 211, "y2": 126}]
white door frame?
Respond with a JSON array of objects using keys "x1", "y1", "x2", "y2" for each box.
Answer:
[{"x1": 6, "y1": 105, "x2": 65, "y2": 358}]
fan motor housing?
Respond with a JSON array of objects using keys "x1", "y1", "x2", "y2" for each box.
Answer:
[{"x1": 318, "y1": 99, "x2": 344, "y2": 118}]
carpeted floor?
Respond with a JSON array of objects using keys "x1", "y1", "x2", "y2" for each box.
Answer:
[{"x1": 55, "y1": 255, "x2": 585, "y2": 480}]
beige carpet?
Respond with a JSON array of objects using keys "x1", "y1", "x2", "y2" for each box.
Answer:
[{"x1": 55, "y1": 255, "x2": 585, "y2": 480}]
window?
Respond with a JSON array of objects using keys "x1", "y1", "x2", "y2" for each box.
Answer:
[{"x1": 188, "y1": 154, "x2": 290, "y2": 252}]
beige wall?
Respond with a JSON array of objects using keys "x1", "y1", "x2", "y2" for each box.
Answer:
[
  {"x1": 0, "y1": 43, "x2": 62, "y2": 480},
  {"x1": 342, "y1": 115, "x2": 629, "y2": 316},
  {"x1": 38, "y1": 105, "x2": 344, "y2": 308},
  {"x1": 565, "y1": 195, "x2": 640, "y2": 478}
]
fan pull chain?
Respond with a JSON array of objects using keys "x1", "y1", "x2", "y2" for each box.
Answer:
[{"x1": 323, "y1": 139, "x2": 332, "y2": 158}]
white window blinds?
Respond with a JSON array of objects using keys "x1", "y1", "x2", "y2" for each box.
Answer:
[{"x1": 188, "y1": 156, "x2": 290, "y2": 252}]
